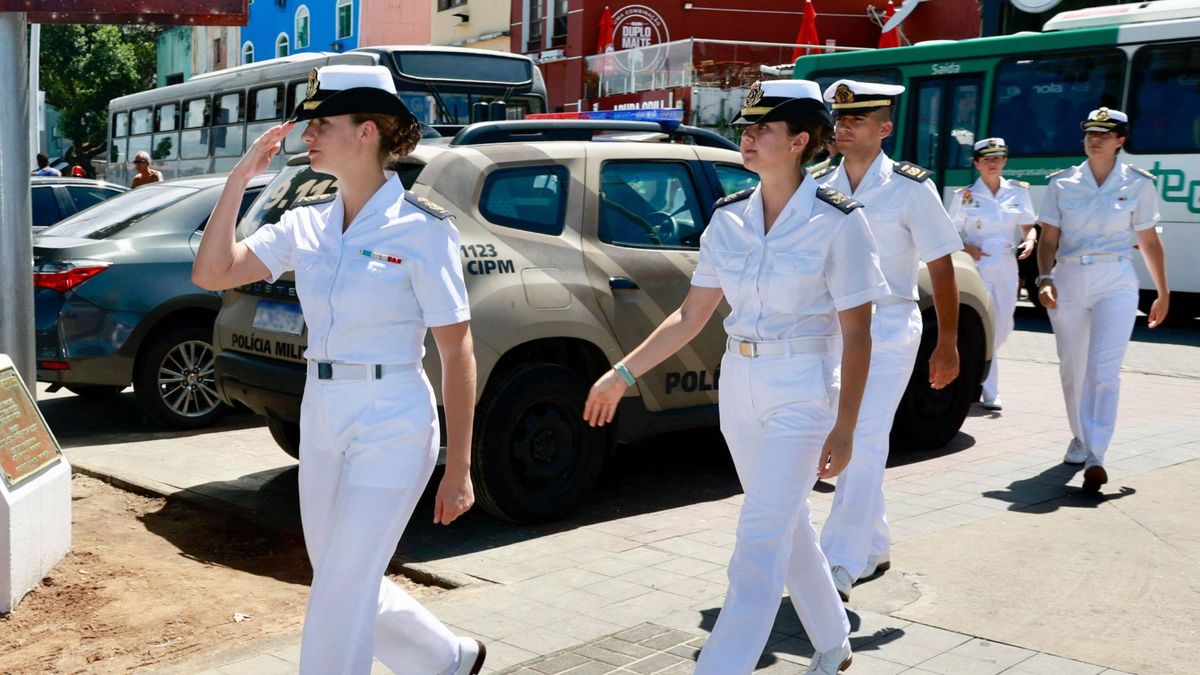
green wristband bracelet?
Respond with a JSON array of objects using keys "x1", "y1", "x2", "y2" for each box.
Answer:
[{"x1": 613, "y1": 362, "x2": 636, "y2": 387}]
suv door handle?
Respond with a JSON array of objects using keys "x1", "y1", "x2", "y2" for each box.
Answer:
[{"x1": 609, "y1": 276, "x2": 639, "y2": 290}]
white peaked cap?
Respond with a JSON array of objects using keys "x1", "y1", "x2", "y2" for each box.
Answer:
[{"x1": 317, "y1": 65, "x2": 397, "y2": 94}]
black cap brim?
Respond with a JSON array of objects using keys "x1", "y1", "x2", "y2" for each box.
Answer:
[
  {"x1": 289, "y1": 87, "x2": 416, "y2": 124},
  {"x1": 732, "y1": 98, "x2": 833, "y2": 128}
]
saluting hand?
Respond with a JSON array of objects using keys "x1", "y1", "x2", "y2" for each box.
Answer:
[
  {"x1": 232, "y1": 121, "x2": 295, "y2": 181},
  {"x1": 818, "y1": 425, "x2": 853, "y2": 479},
  {"x1": 434, "y1": 470, "x2": 474, "y2": 525},
  {"x1": 583, "y1": 370, "x2": 628, "y2": 427}
]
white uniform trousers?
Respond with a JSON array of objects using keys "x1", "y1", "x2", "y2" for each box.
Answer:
[
  {"x1": 695, "y1": 349, "x2": 850, "y2": 675},
  {"x1": 1048, "y1": 258, "x2": 1139, "y2": 469},
  {"x1": 977, "y1": 256, "x2": 1018, "y2": 402},
  {"x1": 820, "y1": 302, "x2": 922, "y2": 580},
  {"x1": 297, "y1": 368, "x2": 459, "y2": 675}
]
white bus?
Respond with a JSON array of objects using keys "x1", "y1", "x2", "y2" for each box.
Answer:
[
  {"x1": 105, "y1": 46, "x2": 548, "y2": 186},
  {"x1": 794, "y1": 0, "x2": 1200, "y2": 317}
]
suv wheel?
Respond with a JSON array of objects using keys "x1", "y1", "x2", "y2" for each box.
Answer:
[
  {"x1": 473, "y1": 364, "x2": 609, "y2": 524},
  {"x1": 267, "y1": 415, "x2": 301, "y2": 460},
  {"x1": 134, "y1": 324, "x2": 226, "y2": 429},
  {"x1": 889, "y1": 310, "x2": 986, "y2": 452},
  {"x1": 65, "y1": 384, "x2": 125, "y2": 397}
]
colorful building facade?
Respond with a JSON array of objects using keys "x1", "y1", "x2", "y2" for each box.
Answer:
[{"x1": 241, "y1": 0, "x2": 361, "y2": 65}]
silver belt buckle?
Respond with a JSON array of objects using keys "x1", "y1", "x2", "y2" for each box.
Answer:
[
  {"x1": 1080, "y1": 254, "x2": 1095, "y2": 265},
  {"x1": 738, "y1": 340, "x2": 757, "y2": 358}
]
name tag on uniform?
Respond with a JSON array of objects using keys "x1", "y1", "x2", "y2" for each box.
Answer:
[{"x1": 360, "y1": 249, "x2": 403, "y2": 265}]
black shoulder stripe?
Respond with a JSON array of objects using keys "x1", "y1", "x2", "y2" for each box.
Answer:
[
  {"x1": 405, "y1": 191, "x2": 452, "y2": 219},
  {"x1": 816, "y1": 186, "x2": 862, "y2": 214},
  {"x1": 1129, "y1": 165, "x2": 1157, "y2": 182},
  {"x1": 809, "y1": 164, "x2": 835, "y2": 180},
  {"x1": 292, "y1": 192, "x2": 336, "y2": 208},
  {"x1": 713, "y1": 187, "x2": 754, "y2": 210},
  {"x1": 894, "y1": 161, "x2": 932, "y2": 182}
]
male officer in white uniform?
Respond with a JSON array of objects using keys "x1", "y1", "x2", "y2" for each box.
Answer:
[{"x1": 815, "y1": 79, "x2": 963, "y2": 601}]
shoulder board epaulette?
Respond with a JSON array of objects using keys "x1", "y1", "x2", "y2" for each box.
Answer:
[
  {"x1": 405, "y1": 191, "x2": 452, "y2": 219},
  {"x1": 894, "y1": 161, "x2": 932, "y2": 182},
  {"x1": 1129, "y1": 165, "x2": 1157, "y2": 182},
  {"x1": 809, "y1": 164, "x2": 835, "y2": 180},
  {"x1": 1012, "y1": 180, "x2": 1030, "y2": 189},
  {"x1": 816, "y1": 186, "x2": 862, "y2": 214},
  {"x1": 292, "y1": 192, "x2": 336, "y2": 207},
  {"x1": 713, "y1": 187, "x2": 754, "y2": 210},
  {"x1": 1045, "y1": 168, "x2": 1069, "y2": 181}
]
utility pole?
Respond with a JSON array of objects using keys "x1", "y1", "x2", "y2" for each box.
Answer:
[
  {"x1": 28, "y1": 22, "x2": 39, "y2": 163},
  {"x1": 0, "y1": 11, "x2": 34, "y2": 387}
]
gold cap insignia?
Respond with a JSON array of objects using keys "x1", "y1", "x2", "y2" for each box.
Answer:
[
  {"x1": 306, "y1": 69, "x2": 320, "y2": 100},
  {"x1": 988, "y1": 139, "x2": 999, "y2": 148},
  {"x1": 834, "y1": 84, "x2": 855, "y2": 105},
  {"x1": 745, "y1": 82, "x2": 764, "y2": 107},
  {"x1": 1096, "y1": 107, "x2": 1109, "y2": 121}
]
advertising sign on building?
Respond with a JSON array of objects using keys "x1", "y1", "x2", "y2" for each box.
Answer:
[{"x1": 0, "y1": 0, "x2": 248, "y2": 25}]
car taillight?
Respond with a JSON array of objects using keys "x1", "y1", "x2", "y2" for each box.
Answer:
[
  {"x1": 33, "y1": 260, "x2": 112, "y2": 293},
  {"x1": 39, "y1": 361, "x2": 70, "y2": 370}
]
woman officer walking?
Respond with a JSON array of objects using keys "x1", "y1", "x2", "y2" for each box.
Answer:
[
  {"x1": 947, "y1": 137, "x2": 1038, "y2": 410},
  {"x1": 584, "y1": 79, "x2": 887, "y2": 674},
  {"x1": 1037, "y1": 107, "x2": 1169, "y2": 494},
  {"x1": 193, "y1": 65, "x2": 485, "y2": 675}
]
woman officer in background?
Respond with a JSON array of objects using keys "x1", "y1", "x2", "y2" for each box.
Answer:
[
  {"x1": 193, "y1": 65, "x2": 485, "y2": 675},
  {"x1": 1037, "y1": 107, "x2": 1169, "y2": 495},
  {"x1": 584, "y1": 79, "x2": 887, "y2": 675},
  {"x1": 947, "y1": 137, "x2": 1037, "y2": 410}
]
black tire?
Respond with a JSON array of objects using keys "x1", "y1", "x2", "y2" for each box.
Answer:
[
  {"x1": 65, "y1": 384, "x2": 125, "y2": 398},
  {"x1": 267, "y1": 416, "x2": 301, "y2": 459},
  {"x1": 472, "y1": 363, "x2": 610, "y2": 524},
  {"x1": 133, "y1": 323, "x2": 227, "y2": 429},
  {"x1": 889, "y1": 309, "x2": 986, "y2": 453}
]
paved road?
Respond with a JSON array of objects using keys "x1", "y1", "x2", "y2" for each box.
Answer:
[{"x1": 42, "y1": 313, "x2": 1200, "y2": 674}]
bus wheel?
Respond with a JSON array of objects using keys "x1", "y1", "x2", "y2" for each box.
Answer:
[
  {"x1": 890, "y1": 309, "x2": 986, "y2": 453},
  {"x1": 472, "y1": 363, "x2": 609, "y2": 524}
]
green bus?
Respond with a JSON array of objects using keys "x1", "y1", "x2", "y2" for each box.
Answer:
[{"x1": 794, "y1": 0, "x2": 1200, "y2": 316}]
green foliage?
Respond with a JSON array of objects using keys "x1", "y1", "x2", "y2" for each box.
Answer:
[{"x1": 40, "y1": 23, "x2": 162, "y2": 162}]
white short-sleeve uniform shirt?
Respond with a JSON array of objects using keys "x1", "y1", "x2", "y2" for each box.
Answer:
[
  {"x1": 947, "y1": 177, "x2": 1036, "y2": 268},
  {"x1": 821, "y1": 152, "x2": 962, "y2": 303},
  {"x1": 691, "y1": 176, "x2": 887, "y2": 342},
  {"x1": 1036, "y1": 162, "x2": 1159, "y2": 258},
  {"x1": 243, "y1": 172, "x2": 470, "y2": 365}
]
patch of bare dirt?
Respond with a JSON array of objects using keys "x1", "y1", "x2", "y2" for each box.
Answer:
[{"x1": 0, "y1": 474, "x2": 439, "y2": 674}]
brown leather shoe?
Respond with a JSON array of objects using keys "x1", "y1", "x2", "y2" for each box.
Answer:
[{"x1": 1082, "y1": 465, "x2": 1108, "y2": 494}]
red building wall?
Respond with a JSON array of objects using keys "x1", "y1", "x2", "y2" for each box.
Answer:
[{"x1": 512, "y1": 0, "x2": 980, "y2": 111}]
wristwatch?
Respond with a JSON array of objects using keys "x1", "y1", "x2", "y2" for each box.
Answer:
[{"x1": 1035, "y1": 274, "x2": 1055, "y2": 285}]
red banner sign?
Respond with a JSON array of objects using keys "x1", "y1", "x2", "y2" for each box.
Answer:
[{"x1": 0, "y1": 1, "x2": 247, "y2": 25}]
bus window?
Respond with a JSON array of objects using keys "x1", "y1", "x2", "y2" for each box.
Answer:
[
  {"x1": 130, "y1": 107, "x2": 152, "y2": 135},
  {"x1": 153, "y1": 103, "x2": 179, "y2": 160},
  {"x1": 1129, "y1": 41, "x2": 1200, "y2": 154},
  {"x1": 113, "y1": 111, "x2": 129, "y2": 138},
  {"x1": 213, "y1": 91, "x2": 246, "y2": 159},
  {"x1": 109, "y1": 136, "x2": 127, "y2": 165},
  {"x1": 181, "y1": 97, "x2": 211, "y2": 160},
  {"x1": 155, "y1": 103, "x2": 178, "y2": 131},
  {"x1": 991, "y1": 50, "x2": 1124, "y2": 156},
  {"x1": 285, "y1": 80, "x2": 308, "y2": 154},
  {"x1": 248, "y1": 85, "x2": 284, "y2": 141}
]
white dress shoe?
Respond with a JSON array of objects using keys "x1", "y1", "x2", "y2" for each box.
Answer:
[
  {"x1": 1063, "y1": 438, "x2": 1087, "y2": 465},
  {"x1": 981, "y1": 396, "x2": 1002, "y2": 410},
  {"x1": 805, "y1": 638, "x2": 853, "y2": 674},
  {"x1": 863, "y1": 553, "x2": 891, "y2": 578},
  {"x1": 453, "y1": 637, "x2": 486, "y2": 675},
  {"x1": 830, "y1": 565, "x2": 853, "y2": 602}
]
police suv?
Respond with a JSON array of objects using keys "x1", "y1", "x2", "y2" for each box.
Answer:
[{"x1": 214, "y1": 113, "x2": 995, "y2": 523}]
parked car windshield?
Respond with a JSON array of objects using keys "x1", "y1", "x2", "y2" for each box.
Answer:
[{"x1": 42, "y1": 185, "x2": 197, "y2": 240}]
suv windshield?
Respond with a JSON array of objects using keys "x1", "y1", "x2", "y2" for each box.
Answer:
[{"x1": 42, "y1": 185, "x2": 196, "y2": 239}]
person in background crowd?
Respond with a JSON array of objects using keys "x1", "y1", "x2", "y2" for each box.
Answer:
[
  {"x1": 130, "y1": 151, "x2": 163, "y2": 188},
  {"x1": 585, "y1": 79, "x2": 886, "y2": 675},
  {"x1": 192, "y1": 65, "x2": 485, "y2": 675},
  {"x1": 815, "y1": 79, "x2": 962, "y2": 604},
  {"x1": 1036, "y1": 106, "x2": 1169, "y2": 494},
  {"x1": 31, "y1": 153, "x2": 61, "y2": 176},
  {"x1": 947, "y1": 137, "x2": 1037, "y2": 410}
]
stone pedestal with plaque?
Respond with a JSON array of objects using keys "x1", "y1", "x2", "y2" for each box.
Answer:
[{"x1": 0, "y1": 354, "x2": 70, "y2": 614}]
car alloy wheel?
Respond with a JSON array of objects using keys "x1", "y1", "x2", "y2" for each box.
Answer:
[{"x1": 157, "y1": 339, "x2": 221, "y2": 419}]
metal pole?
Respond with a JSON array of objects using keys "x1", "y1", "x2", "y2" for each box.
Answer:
[
  {"x1": 0, "y1": 12, "x2": 35, "y2": 390},
  {"x1": 29, "y1": 22, "x2": 39, "y2": 163}
]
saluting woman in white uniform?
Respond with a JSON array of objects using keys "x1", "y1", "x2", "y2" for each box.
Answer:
[
  {"x1": 585, "y1": 80, "x2": 887, "y2": 675},
  {"x1": 947, "y1": 137, "x2": 1037, "y2": 410},
  {"x1": 1037, "y1": 107, "x2": 1169, "y2": 495},
  {"x1": 193, "y1": 66, "x2": 486, "y2": 675}
]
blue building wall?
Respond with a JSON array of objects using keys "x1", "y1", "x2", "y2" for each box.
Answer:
[{"x1": 241, "y1": 0, "x2": 360, "y2": 65}]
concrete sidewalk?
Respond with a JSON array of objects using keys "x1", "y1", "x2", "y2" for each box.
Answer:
[{"x1": 54, "y1": 354, "x2": 1200, "y2": 674}]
